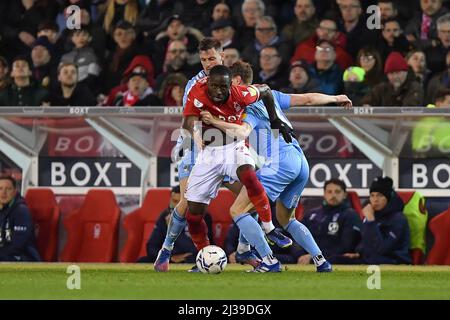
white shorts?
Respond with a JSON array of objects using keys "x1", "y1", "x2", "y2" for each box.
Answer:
[{"x1": 185, "y1": 140, "x2": 255, "y2": 204}]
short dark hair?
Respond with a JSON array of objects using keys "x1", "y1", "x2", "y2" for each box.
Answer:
[
  {"x1": 209, "y1": 65, "x2": 232, "y2": 79},
  {"x1": 0, "y1": 175, "x2": 17, "y2": 189},
  {"x1": 230, "y1": 60, "x2": 253, "y2": 85},
  {"x1": 382, "y1": 17, "x2": 401, "y2": 28},
  {"x1": 324, "y1": 178, "x2": 347, "y2": 192},
  {"x1": 171, "y1": 185, "x2": 180, "y2": 194},
  {"x1": 57, "y1": 62, "x2": 78, "y2": 75},
  {"x1": 198, "y1": 37, "x2": 222, "y2": 52}
]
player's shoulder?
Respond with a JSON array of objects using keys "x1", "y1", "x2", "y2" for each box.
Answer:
[{"x1": 231, "y1": 84, "x2": 259, "y2": 98}]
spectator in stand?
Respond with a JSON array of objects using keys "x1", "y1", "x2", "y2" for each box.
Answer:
[
  {"x1": 378, "y1": 18, "x2": 411, "y2": 61},
  {"x1": 60, "y1": 27, "x2": 101, "y2": 93},
  {"x1": 101, "y1": 0, "x2": 139, "y2": 36},
  {"x1": 138, "y1": 186, "x2": 213, "y2": 263},
  {"x1": 0, "y1": 176, "x2": 41, "y2": 262},
  {"x1": 210, "y1": 19, "x2": 239, "y2": 51},
  {"x1": 48, "y1": 62, "x2": 96, "y2": 106},
  {"x1": 241, "y1": 16, "x2": 292, "y2": 69},
  {"x1": 426, "y1": 50, "x2": 450, "y2": 103},
  {"x1": 0, "y1": 57, "x2": 10, "y2": 91},
  {"x1": 280, "y1": 60, "x2": 321, "y2": 94},
  {"x1": 234, "y1": 0, "x2": 266, "y2": 46},
  {"x1": 290, "y1": 16, "x2": 353, "y2": 71},
  {"x1": 0, "y1": 57, "x2": 48, "y2": 107},
  {"x1": 378, "y1": 0, "x2": 403, "y2": 25},
  {"x1": 297, "y1": 178, "x2": 361, "y2": 265},
  {"x1": 309, "y1": 40, "x2": 344, "y2": 95},
  {"x1": 362, "y1": 51, "x2": 424, "y2": 106},
  {"x1": 36, "y1": 21, "x2": 62, "y2": 63},
  {"x1": 405, "y1": 0, "x2": 448, "y2": 50},
  {"x1": 112, "y1": 67, "x2": 161, "y2": 107},
  {"x1": 223, "y1": 48, "x2": 241, "y2": 67},
  {"x1": 136, "y1": 0, "x2": 180, "y2": 39},
  {"x1": 211, "y1": 2, "x2": 231, "y2": 24},
  {"x1": 343, "y1": 66, "x2": 369, "y2": 106},
  {"x1": 282, "y1": 0, "x2": 318, "y2": 47},
  {"x1": 177, "y1": 0, "x2": 218, "y2": 34},
  {"x1": 30, "y1": 36, "x2": 56, "y2": 89},
  {"x1": 425, "y1": 13, "x2": 450, "y2": 74},
  {"x1": 154, "y1": 40, "x2": 197, "y2": 90},
  {"x1": 406, "y1": 49, "x2": 432, "y2": 91},
  {"x1": 356, "y1": 46, "x2": 385, "y2": 87},
  {"x1": 336, "y1": 176, "x2": 411, "y2": 265},
  {"x1": 158, "y1": 73, "x2": 188, "y2": 106},
  {"x1": 103, "y1": 21, "x2": 144, "y2": 93},
  {"x1": 253, "y1": 45, "x2": 289, "y2": 90}
]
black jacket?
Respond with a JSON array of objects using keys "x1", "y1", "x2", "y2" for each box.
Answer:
[
  {"x1": 358, "y1": 193, "x2": 412, "y2": 264},
  {"x1": 301, "y1": 200, "x2": 362, "y2": 259},
  {"x1": 49, "y1": 84, "x2": 96, "y2": 107},
  {"x1": 0, "y1": 193, "x2": 41, "y2": 262}
]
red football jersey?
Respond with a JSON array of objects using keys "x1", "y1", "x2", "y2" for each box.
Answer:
[{"x1": 183, "y1": 77, "x2": 260, "y2": 125}]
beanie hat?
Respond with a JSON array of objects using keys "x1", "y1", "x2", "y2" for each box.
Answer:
[
  {"x1": 343, "y1": 66, "x2": 365, "y2": 82},
  {"x1": 32, "y1": 36, "x2": 54, "y2": 56},
  {"x1": 384, "y1": 52, "x2": 408, "y2": 74},
  {"x1": 369, "y1": 176, "x2": 394, "y2": 201}
]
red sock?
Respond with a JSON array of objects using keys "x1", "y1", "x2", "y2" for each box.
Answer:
[
  {"x1": 238, "y1": 167, "x2": 272, "y2": 223},
  {"x1": 186, "y1": 210, "x2": 210, "y2": 251}
]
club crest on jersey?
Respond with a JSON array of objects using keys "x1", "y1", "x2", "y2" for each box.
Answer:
[
  {"x1": 194, "y1": 98, "x2": 203, "y2": 108},
  {"x1": 248, "y1": 86, "x2": 258, "y2": 97}
]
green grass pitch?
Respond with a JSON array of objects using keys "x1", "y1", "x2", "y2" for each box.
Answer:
[{"x1": 0, "y1": 263, "x2": 449, "y2": 300}]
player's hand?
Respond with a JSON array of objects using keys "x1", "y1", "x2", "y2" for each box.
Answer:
[
  {"x1": 297, "y1": 254, "x2": 312, "y2": 265},
  {"x1": 335, "y1": 95, "x2": 352, "y2": 109},
  {"x1": 200, "y1": 111, "x2": 215, "y2": 125},
  {"x1": 270, "y1": 118, "x2": 292, "y2": 143}
]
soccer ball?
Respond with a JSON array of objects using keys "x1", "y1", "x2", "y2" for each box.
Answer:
[{"x1": 196, "y1": 245, "x2": 228, "y2": 274}]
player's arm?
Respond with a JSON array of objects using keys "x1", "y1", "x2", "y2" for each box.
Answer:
[
  {"x1": 289, "y1": 93, "x2": 352, "y2": 108},
  {"x1": 182, "y1": 115, "x2": 204, "y2": 150},
  {"x1": 200, "y1": 111, "x2": 252, "y2": 140}
]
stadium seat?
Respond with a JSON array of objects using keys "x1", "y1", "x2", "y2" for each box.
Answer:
[
  {"x1": 426, "y1": 206, "x2": 450, "y2": 265},
  {"x1": 119, "y1": 188, "x2": 172, "y2": 262},
  {"x1": 295, "y1": 203, "x2": 305, "y2": 221},
  {"x1": 60, "y1": 190, "x2": 121, "y2": 262},
  {"x1": 25, "y1": 188, "x2": 60, "y2": 262},
  {"x1": 347, "y1": 191, "x2": 364, "y2": 219},
  {"x1": 208, "y1": 189, "x2": 236, "y2": 248}
]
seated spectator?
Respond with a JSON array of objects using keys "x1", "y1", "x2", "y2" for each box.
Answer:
[
  {"x1": 0, "y1": 57, "x2": 10, "y2": 91},
  {"x1": 0, "y1": 57, "x2": 48, "y2": 106},
  {"x1": 48, "y1": 62, "x2": 96, "y2": 106},
  {"x1": 309, "y1": 40, "x2": 344, "y2": 95},
  {"x1": 378, "y1": 0, "x2": 405, "y2": 26},
  {"x1": 362, "y1": 52, "x2": 424, "y2": 106},
  {"x1": 210, "y1": 2, "x2": 231, "y2": 26},
  {"x1": 253, "y1": 45, "x2": 289, "y2": 90},
  {"x1": 297, "y1": 179, "x2": 362, "y2": 265},
  {"x1": 154, "y1": 40, "x2": 197, "y2": 90},
  {"x1": 378, "y1": 18, "x2": 411, "y2": 61},
  {"x1": 343, "y1": 66, "x2": 369, "y2": 106},
  {"x1": 424, "y1": 13, "x2": 450, "y2": 74},
  {"x1": 138, "y1": 186, "x2": 213, "y2": 263},
  {"x1": 112, "y1": 68, "x2": 162, "y2": 107},
  {"x1": 210, "y1": 19, "x2": 239, "y2": 51},
  {"x1": 280, "y1": 60, "x2": 321, "y2": 94},
  {"x1": 426, "y1": 50, "x2": 450, "y2": 103},
  {"x1": 241, "y1": 16, "x2": 292, "y2": 69},
  {"x1": 405, "y1": 0, "x2": 448, "y2": 50},
  {"x1": 337, "y1": 176, "x2": 411, "y2": 265},
  {"x1": 158, "y1": 73, "x2": 188, "y2": 106},
  {"x1": 281, "y1": 0, "x2": 318, "y2": 47},
  {"x1": 30, "y1": 36, "x2": 57, "y2": 89},
  {"x1": 406, "y1": 49, "x2": 432, "y2": 90},
  {"x1": 356, "y1": 46, "x2": 384, "y2": 87},
  {"x1": 290, "y1": 16, "x2": 352, "y2": 71},
  {"x1": 0, "y1": 176, "x2": 41, "y2": 262},
  {"x1": 36, "y1": 21, "x2": 62, "y2": 62},
  {"x1": 60, "y1": 27, "x2": 101, "y2": 93},
  {"x1": 234, "y1": 0, "x2": 266, "y2": 46},
  {"x1": 223, "y1": 48, "x2": 241, "y2": 68}
]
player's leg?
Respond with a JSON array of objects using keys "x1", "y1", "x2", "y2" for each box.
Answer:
[
  {"x1": 277, "y1": 153, "x2": 332, "y2": 272},
  {"x1": 229, "y1": 187, "x2": 281, "y2": 272}
]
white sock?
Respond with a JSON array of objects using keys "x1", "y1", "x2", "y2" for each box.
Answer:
[
  {"x1": 262, "y1": 254, "x2": 277, "y2": 266},
  {"x1": 312, "y1": 254, "x2": 326, "y2": 267},
  {"x1": 237, "y1": 243, "x2": 251, "y2": 254},
  {"x1": 261, "y1": 221, "x2": 275, "y2": 234}
]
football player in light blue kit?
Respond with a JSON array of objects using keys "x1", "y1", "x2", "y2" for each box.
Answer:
[
  {"x1": 154, "y1": 39, "x2": 291, "y2": 272},
  {"x1": 201, "y1": 61, "x2": 352, "y2": 272}
]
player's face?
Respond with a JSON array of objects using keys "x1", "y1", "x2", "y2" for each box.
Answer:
[
  {"x1": 0, "y1": 180, "x2": 15, "y2": 206},
  {"x1": 324, "y1": 183, "x2": 346, "y2": 206},
  {"x1": 207, "y1": 74, "x2": 231, "y2": 104},
  {"x1": 370, "y1": 192, "x2": 388, "y2": 211},
  {"x1": 200, "y1": 48, "x2": 223, "y2": 75}
]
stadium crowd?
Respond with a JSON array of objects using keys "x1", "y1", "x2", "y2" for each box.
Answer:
[{"x1": 0, "y1": 0, "x2": 449, "y2": 108}]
